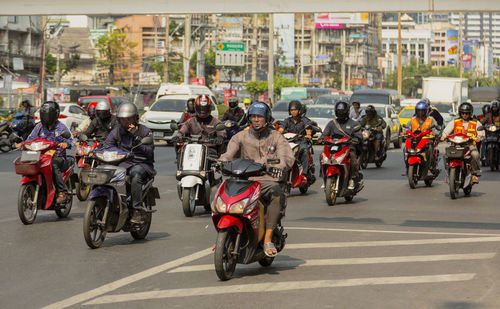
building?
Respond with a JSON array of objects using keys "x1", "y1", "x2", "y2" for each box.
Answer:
[
  {"x1": 415, "y1": 22, "x2": 457, "y2": 68},
  {"x1": 450, "y1": 13, "x2": 500, "y2": 59}
]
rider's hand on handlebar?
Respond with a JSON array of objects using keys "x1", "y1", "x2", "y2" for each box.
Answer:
[
  {"x1": 440, "y1": 136, "x2": 446, "y2": 142},
  {"x1": 171, "y1": 136, "x2": 180, "y2": 144},
  {"x1": 267, "y1": 166, "x2": 283, "y2": 178},
  {"x1": 15, "y1": 143, "x2": 22, "y2": 149},
  {"x1": 59, "y1": 142, "x2": 68, "y2": 149},
  {"x1": 475, "y1": 137, "x2": 481, "y2": 143}
]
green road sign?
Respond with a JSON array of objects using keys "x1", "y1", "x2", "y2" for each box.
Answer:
[{"x1": 216, "y1": 42, "x2": 245, "y2": 51}]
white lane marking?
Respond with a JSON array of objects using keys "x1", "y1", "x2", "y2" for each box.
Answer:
[
  {"x1": 168, "y1": 252, "x2": 496, "y2": 273},
  {"x1": 286, "y1": 237, "x2": 500, "y2": 249},
  {"x1": 41, "y1": 248, "x2": 212, "y2": 309},
  {"x1": 287, "y1": 226, "x2": 500, "y2": 237},
  {"x1": 84, "y1": 273, "x2": 475, "y2": 305}
]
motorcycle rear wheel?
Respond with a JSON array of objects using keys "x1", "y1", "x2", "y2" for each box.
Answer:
[
  {"x1": 259, "y1": 256, "x2": 275, "y2": 267},
  {"x1": 55, "y1": 178, "x2": 73, "y2": 218},
  {"x1": 18, "y1": 182, "x2": 38, "y2": 225},
  {"x1": 449, "y1": 168, "x2": 459, "y2": 200},
  {"x1": 407, "y1": 165, "x2": 417, "y2": 189},
  {"x1": 214, "y1": 230, "x2": 238, "y2": 281},
  {"x1": 299, "y1": 186, "x2": 308, "y2": 194},
  {"x1": 325, "y1": 176, "x2": 337, "y2": 206},
  {"x1": 83, "y1": 198, "x2": 108, "y2": 249},
  {"x1": 463, "y1": 185, "x2": 472, "y2": 196},
  {"x1": 182, "y1": 187, "x2": 196, "y2": 217},
  {"x1": 424, "y1": 178, "x2": 433, "y2": 187},
  {"x1": 488, "y1": 148, "x2": 497, "y2": 171}
]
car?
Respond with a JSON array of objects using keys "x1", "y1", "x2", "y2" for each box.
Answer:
[
  {"x1": 432, "y1": 103, "x2": 456, "y2": 125},
  {"x1": 140, "y1": 96, "x2": 219, "y2": 144},
  {"x1": 35, "y1": 103, "x2": 89, "y2": 132},
  {"x1": 313, "y1": 94, "x2": 342, "y2": 105},
  {"x1": 360, "y1": 103, "x2": 402, "y2": 148},
  {"x1": 350, "y1": 89, "x2": 401, "y2": 108},
  {"x1": 304, "y1": 104, "x2": 335, "y2": 141},
  {"x1": 398, "y1": 106, "x2": 415, "y2": 127}
]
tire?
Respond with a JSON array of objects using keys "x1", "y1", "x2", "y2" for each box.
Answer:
[
  {"x1": 360, "y1": 152, "x2": 368, "y2": 169},
  {"x1": 83, "y1": 198, "x2": 108, "y2": 249},
  {"x1": 131, "y1": 212, "x2": 152, "y2": 240},
  {"x1": 424, "y1": 178, "x2": 433, "y2": 187},
  {"x1": 488, "y1": 148, "x2": 496, "y2": 172},
  {"x1": 181, "y1": 187, "x2": 196, "y2": 217},
  {"x1": 344, "y1": 195, "x2": 353, "y2": 202},
  {"x1": 463, "y1": 185, "x2": 472, "y2": 196},
  {"x1": 375, "y1": 161, "x2": 383, "y2": 168},
  {"x1": 325, "y1": 176, "x2": 337, "y2": 206},
  {"x1": 258, "y1": 256, "x2": 275, "y2": 267},
  {"x1": 385, "y1": 131, "x2": 391, "y2": 150},
  {"x1": 393, "y1": 132, "x2": 402, "y2": 149},
  {"x1": 299, "y1": 186, "x2": 308, "y2": 194},
  {"x1": 18, "y1": 182, "x2": 38, "y2": 225},
  {"x1": 0, "y1": 139, "x2": 11, "y2": 153},
  {"x1": 55, "y1": 177, "x2": 73, "y2": 218},
  {"x1": 76, "y1": 181, "x2": 91, "y2": 201},
  {"x1": 407, "y1": 165, "x2": 417, "y2": 189},
  {"x1": 449, "y1": 167, "x2": 459, "y2": 200},
  {"x1": 214, "y1": 230, "x2": 238, "y2": 281}
]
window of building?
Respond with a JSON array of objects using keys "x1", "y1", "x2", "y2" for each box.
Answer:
[
  {"x1": 441, "y1": 47, "x2": 445, "y2": 51},
  {"x1": 419, "y1": 44, "x2": 424, "y2": 50},
  {"x1": 8, "y1": 16, "x2": 18, "y2": 23}
]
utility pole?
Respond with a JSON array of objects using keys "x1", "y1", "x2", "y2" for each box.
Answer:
[
  {"x1": 459, "y1": 12, "x2": 464, "y2": 104},
  {"x1": 268, "y1": 14, "x2": 274, "y2": 106},
  {"x1": 341, "y1": 28, "x2": 346, "y2": 92},
  {"x1": 38, "y1": 16, "x2": 47, "y2": 105},
  {"x1": 183, "y1": 14, "x2": 191, "y2": 84},
  {"x1": 251, "y1": 14, "x2": 258, "y2": 82},
  {"x1": 164, "y1": 15, "x2": 169, "y2": 83},
  {"x1": 196, "y1": 25, "x2": 206, "y2": 79},
  {"x1": 397, "y1": 12, "x2": 402, "y2": 97},
  {"x1": 300, "y1": 13, "x2": 305, "y2": 85},
  {"x1": 56, "y1": 44, "x2": 62, "y2": 88}
]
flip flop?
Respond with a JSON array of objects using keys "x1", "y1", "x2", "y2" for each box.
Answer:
[{"x1": 264, "y1": 242, "x2": 277, "y2": 257}]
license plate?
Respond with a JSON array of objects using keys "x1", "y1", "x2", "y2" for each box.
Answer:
[
  {"x1": 21, "y1": 151, "x2": 40, "y2": 162},
  {"x1": 153, "y1": 131, "x2": 163, "y2": 138}
]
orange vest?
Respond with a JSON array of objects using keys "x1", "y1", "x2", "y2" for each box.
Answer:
[
  {"x1": 453, "y1": 119, "x2": 477, "y2": 139},
  {"x1": 411, "y1": 117, "x2": 432, "y2": 132},
  {"x1": 485, "y1": 113, "x2": 500, "y2": 126}
]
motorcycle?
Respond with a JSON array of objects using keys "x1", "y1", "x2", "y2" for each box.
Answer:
[
  {"x1": 220, "y1": 120, "x2": 244, "y2": 153},
  {"x1": 211, "y1": 158, "x2": 287, "y2": 281},
  {"x1": 404, "y1": 127, "x2": 440, "y2": 188},
  {"x1": 0, "y1": 119, "x2": 13, "y2": 152},
  {"x1": 282, "y1": 132, "x2": 316, "y2": 195},
  {"x1": 74, "y1": 135, "x2": 99, "y2": 201},
  {"x1": 483, "y1": 124, "x2": 500, "y2": 171},
  {"x1": 360, "y1": 123, "x2": 387, "y2": 169},
  {"x1": 14, "y1": 132, "x2": 76, "y2": 225},
  {"x1": 320, "y1": 134, "x2": 364, "y2": 206},
  {"x1": 82, "y1": 137, "x2": 160, "y2": 249},
  {"x1": 444, "y1": 133, "x2": 476, "y2": 199}
]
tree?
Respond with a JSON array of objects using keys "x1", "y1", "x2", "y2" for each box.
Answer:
[
  {"x1": 245, "y1": 76, "x2": 301, "y2": 99},
  {"x1": 245, "y1": 81, "x2": 268, "y2": 98},
  {"x1": 96, "y1": 30, "x2": 138, "y2": 85},
  {"x1": 45, "y1": 52, "x2": 80, "y2": 79}
]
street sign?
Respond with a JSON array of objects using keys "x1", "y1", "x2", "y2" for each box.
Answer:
[
  {"x1": 216, "y1": 42, "x2": 245, "y2": 51},
  {"x1": 216, "y1": 51, "x2": 245, "y2": 66},
  {"x1": 315, "y1": 55, "x2": 329, "y2": 60}
]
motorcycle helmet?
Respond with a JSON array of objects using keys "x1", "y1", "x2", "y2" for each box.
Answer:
[
  {"x1": 116, "y1": 103, "x2": 138, "y2": 129},
  {"x1": 365, "y1": 105, "x2": 377, "y2": 118},
  {"x1": 228, "y1": 97, "x2": 239, "y2": 109},
  {"x1": 194, "y1": 95, "x2": 212, "y2": 118},
  {"x1": 96, "y1": 101, "x2": 112, "y2": 121},
  {"x1": 491, "y1": 101, "x2": 500, "y2": 116},
  {"x1": 415, "y1": 101, "x2": 429, "y2": 118},
  {"x1": 458, "y1": 102, "x2": 473, "y2": 116},
  {"x1": 186, "y1": 99, "x2": 195, "y2": 114},
  {"x1": 334, "y1": 101, "x2": 350, "y2": 122},
  {"x1": 247, "y1": 102, "x2": 272, "y2": 130},
  {"x1": 288, "y1": 100, "x2": 302, "y2": 115},
  {"x1": 40, "y1": 101, "x2": 60, "y2": 127},
  {"x1": 21, "y1": 99, "x2": 32, "y2": 107},
  {"x1": 86, "y1": 102, "x2": 98, "y2": 119},
  {"x1": 482, "y1": 104, "x2": 491, "y2": 116}
]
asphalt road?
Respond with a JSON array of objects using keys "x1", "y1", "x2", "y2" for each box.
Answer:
[{"x1": 1, "y1": 143, "x2": 500, "y2": 309}]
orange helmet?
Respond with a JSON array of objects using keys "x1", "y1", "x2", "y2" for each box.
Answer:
[{"x1": 194, "y1": 95, "x2": 212, "y2": 118}]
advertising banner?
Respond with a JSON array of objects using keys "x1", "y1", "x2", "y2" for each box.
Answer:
[
  {"x1": 445, "y1": 29, "x2": 458, "y2": 64},
  {"x1": 315, "y1": 13, "x2": 369, "y2": 29},
  {"x1": 217, "y1": 17, "x2": 243, "y2": 41}
]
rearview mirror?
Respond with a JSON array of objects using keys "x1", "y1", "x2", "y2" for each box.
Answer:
[
  {"x1": 61, "y1": 131, "x2": 71, "y2": 139},
  {"x1": 141, "y1": 136, "x2": 154, "y2": 145},
  {"x1": 215, "y1": 122, "x2": 227, "y2": 131},
  {"x1": 353, "y1": 125, "x2": 361, "y2": 132},
  {"x1": 170, "y1": 121, "x2": 179, "y2": 131},
  {"x1": 477, "y1": 126, "x2": 485, "y2": 131}
]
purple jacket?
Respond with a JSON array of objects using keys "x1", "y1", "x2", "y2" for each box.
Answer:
[
  {"x1": 104, "y1": 124, "x2": 156, "y2": 177},
  {"x1": 26, "y1": 121, "x2": 72, "y2": 157}
]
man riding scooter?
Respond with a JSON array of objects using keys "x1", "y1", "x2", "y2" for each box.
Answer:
[
  {"x1": 222, "y1": 97, "x2": 247, "y2": 126},
  {"x1": 104, "y1": 103, "x2": 156, "y2": 224},
  {"x1": 359, "y1": 105, "x2": 386, "y2": 162},
  {"x1": 83, "y1": 101, "x2": 118, "y2": 142},
  {"x1": 220, "y1": 102, "x2": 294, "y2": 257},
  {"x1": 279, "y1": 100, "x2": 314, "y2": 184}
]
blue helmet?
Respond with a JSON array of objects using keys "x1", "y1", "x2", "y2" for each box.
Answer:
[
  {"x1": 415, "y1": 101, "x2": 429, "y2": 117},
  {"x1": 247, "y1": 102, "x2": 272, "y2": 123}
]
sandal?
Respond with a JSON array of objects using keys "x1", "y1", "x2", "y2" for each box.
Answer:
[{"x1": 264, "y1": 242, "x2": 277, "y2": 257}]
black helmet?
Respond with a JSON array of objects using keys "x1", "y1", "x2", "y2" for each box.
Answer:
[
  {"x1": 288, "y1": 100, "x2": 303, "y2": 115},
  {"x1": 87, "y1": 106, "x2": 96, "y2": 119},
  {"x1": 96, "y1": 101, "x2": 111, "y2": 121},
  {"x1": 186, "y1": 99, "x2": 195, "y2": 114},
  {"x1": 22, "y1": 99, "x2": 32, "y2": 107},
  {"x1": 491, "y1": 101, "x2": 500, "y2": 115},
  {"x1": 40, "y1": 101, "x2": 60, "y2": 127},
  {"x1": 482, "y1": 104, "x2": 491, "y2": 115},
  {"x1": 458, "y1": 102, "x2": 473, "y2": 115},
  {"x1": 194, "y1": 95, "x2": 212, "y2": 118},
  {"x1": 365, "y1": 105, "x2": 377, "y2": 117},
  {"x1": 228, "y1": 97, "x2": 239, "y2": 109},
  {"x1": 334, "y1": 101, "x2": 350, "y2": 122}
]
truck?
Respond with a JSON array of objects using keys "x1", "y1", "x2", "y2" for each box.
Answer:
[{"x1": 422, "y1": 77, "x2": 468, "y2": 123}]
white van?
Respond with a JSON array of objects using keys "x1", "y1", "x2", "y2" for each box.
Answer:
[{"x1": 155, "y1": 83, "x2": 215, "y2": 101}]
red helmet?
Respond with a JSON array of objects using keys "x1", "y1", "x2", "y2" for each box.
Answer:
[{"x1": 194, "y1": 95, "x2": 212, "y2": 118}]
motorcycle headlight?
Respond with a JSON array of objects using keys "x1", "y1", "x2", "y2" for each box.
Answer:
[
  {"x1": 213, "y1": 196, "x2": 227, "y2": 213},
  {"x1": 95, "y1": 151, "x2": 126, "y2": 162},
  {"x1": 229, "y1": 198, "x2": 249, "y2": 214},
  {"x1": 25, "y1": 141, "x2": 50, "y2": 151},
  {"x1": 83, "y1": 146, "x2": 94, "y2": 155},
  {"x1": 488, "y1": 126, "x2": 497, "y2": 132},
  {"x1": 333, "y1": 150, "x2": 348, "y2": 165},
  {"x1": 362, "y1": 131, "x2": 369, "y2": 139}
]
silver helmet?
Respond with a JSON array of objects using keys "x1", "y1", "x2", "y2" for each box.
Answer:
[
  {"x1": 96, "y1": 101, "x2": 111, "y2": 111},
  {"x1": 116, "y1": 103, "x2": 138, "y2": 119}
]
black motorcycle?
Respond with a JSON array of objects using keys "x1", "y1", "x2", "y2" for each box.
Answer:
[
  {"x1": 360, "y1": 122, "x2": 386, "y2": 169},
  {"x1": 483, "y1": 124, "x2": 500, "y2": 171}
]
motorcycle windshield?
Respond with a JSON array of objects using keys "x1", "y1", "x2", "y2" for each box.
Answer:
[{"x1": 222, "y1": 159, "x2": 264, "y2": 177}]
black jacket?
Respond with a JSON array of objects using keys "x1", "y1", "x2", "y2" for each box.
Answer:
[{"x1": 84, "y1": 116, "x2": 118, "y2": 142}]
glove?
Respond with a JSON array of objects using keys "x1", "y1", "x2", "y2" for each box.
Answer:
[
  {"x1": 268, "y1": 166, "x2": 283, "y2": 179},
  {"x1": 171, "y1": 136, "x2": 180, "y2": 144},
  {"x1": 215, "y1": 136, "x2": 225, "y2": 145}
]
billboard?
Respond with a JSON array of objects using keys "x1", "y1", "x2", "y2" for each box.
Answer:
[
  {"x1": 314, "y1": 13, "x2": 369, "y2": 29},
  {"x1": 274, "y1": 14, "x2": 295, "y2": 67},
  {"x1": 445, "y1": 29, "x2": 458, "y2": 64},
  {"x1": 217, "y1": 17, "x2": 243, "y2": 41}
]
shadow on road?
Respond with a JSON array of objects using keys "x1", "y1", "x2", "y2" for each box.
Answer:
[
  {"x1": 292, "y1": 216, "x2": 385, "y2": 225},
  {"x1": 438, "y1": 301, "x2": 484, "y2": 309},
  {"x1": 232, "y1": 255, "x2": 303, "y2": 278},
  {"x1": 401, "y1": 220, "x2": 500, "y2": 230},
  {"x1": 99, "y1": 232, "x2": 170, "y2": 248}
]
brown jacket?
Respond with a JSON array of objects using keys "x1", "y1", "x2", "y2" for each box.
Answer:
[
  {"x1": 220, "y1": 127, "x2": 294, "y2": 182},
  {"x1": 177, "y1": 116, "x2": 225, "y2": 140}
]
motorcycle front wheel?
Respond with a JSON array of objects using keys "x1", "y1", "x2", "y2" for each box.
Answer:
[
  {"x1": 214, "y1": 230, "x2": 238, "y2": 281},
  {"x1": 18, "y1": 182, "x2": 38, "y2": 225},
  {"x1": 488, "y1": 148, "x2": 498, "y2": 171},
  {"x1": 83, "y1": 198, "x2": 108, "y2": 249},
  {"x1": 407, "y1": 165, "x2": 417, "y2": 189},
  {"x1": 76, "y1": 181, "x2": 91, "y2": 201},
  {"x1": 182, "y1": 187, "x2": 196, "y2": 217},
  {"x1": 325, "y1": 176, "x2": 337, "y2": 206},
  {"x1": 55, "y1": 177, "x2": 73, "y2": 218},
  {"x1": 360, "y1": 152, "x2": 368, "y2": 169},
  {"x1": 449, "y1": 167, "x2": 459, "y2": 200}
]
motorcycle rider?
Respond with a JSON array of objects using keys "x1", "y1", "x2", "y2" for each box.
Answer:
[
  {"x1": 321, "y1": 101, "x2": 362, "y2": 190},
  {"x1": 21, "y1": 101, "x2": 73, "y2": 204},
  {"x1": 104, "y1": 103, "x2": 155, "y2": 224},
  {"x1": 173, "y1": 95, "x2": 225, "y2": 155},
  {"x1": 279, "y1": 100, "x2": 314, "y2": 182},
  {"x1": 220, "y1": 102, "x2": 294, "y2": 257},
  {"x1": 441, "y1": 102, "x2": 484, "y2": 184},
  {"x1": 83, "y1": 101, "x2": 118, "y2": 142},
  {"x1": 180, "y1": 98, "x2": 196, "y2": 123},
  {"x1": 74, "y1": 101, "x2": 98, "y2": 137},
  {"x1": 222, "y1": 97, "x2": 247, "y2": 125},
  {"x1": 478, "y1": 104, "x2": 490, "y2": 123},
  {"x1": 409, "y1": 100, "x2": 439, "y2": 174},
  {"x1": 422, "y1": 98, "x2": 444, "y2": 128},
  {"x1": 243, "y1": 98, "x2": 252, "y2": 113},
  {"x1": 349, "y1": 101, "x2": 365, "y2": 122},
  {"x1": 20, "y1": 99, "x2": 35, "y2": 135},
  {"x1": 482, "y1": 101, "x2": 500, "y2": 126},
  {"x1": 359, "y1": 105, "x2": 386, "y2": 161}
]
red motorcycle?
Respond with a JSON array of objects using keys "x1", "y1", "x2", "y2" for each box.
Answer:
[
  {"x1": 444, "y1": 133, "x2": 476, "y2": 199},
  {"x1": 211, "y1": 158, "x2": 287, "y2": 281},
  {"x1": 404, "y1": 128, "x2": 439, "y2": 188},
  {"x1": 14, "y1": 134, "x2": 75, "y2": 225},
  {"x1": 282, "y1": 132, "x2": 315, "y2": 195},
  {"x1": 75, "y1": 137, "x2": 99, "y2": 201},
  {"x1": 320, "y1": 136, "x2": 364, "y2": 206}
]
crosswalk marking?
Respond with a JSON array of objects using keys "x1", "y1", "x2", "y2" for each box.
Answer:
[
  {"x1": 168, "y1": 252, "x2": 495, "y2": 274},
  {"x1": 83, "y1": 273, "x2": 476, "y2": 305}
]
